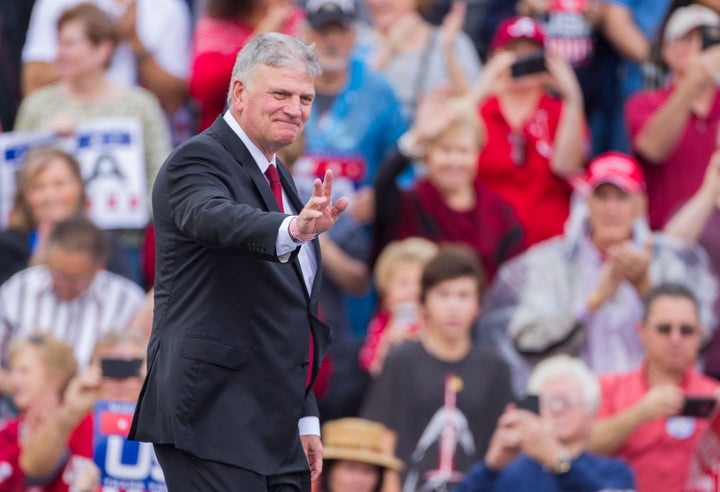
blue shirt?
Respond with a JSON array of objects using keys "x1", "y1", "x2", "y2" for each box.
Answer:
[{"x1": 455, "y1": 452, "x2": 636, "y2": 492}]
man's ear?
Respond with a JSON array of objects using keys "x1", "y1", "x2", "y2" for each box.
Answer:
[{"x1": 230, "y1": 79, "x2": 246, "y2": 108}]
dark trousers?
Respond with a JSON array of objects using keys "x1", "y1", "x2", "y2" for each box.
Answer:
[{"x1": 154, "y1": 444, "x2": 311, "y2": 492}]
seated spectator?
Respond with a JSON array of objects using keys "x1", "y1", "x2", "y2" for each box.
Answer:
[
  {"x1": 472, "y1": 16, "x2": 588, "y2": 247},
  {"x1": 456, "y1": 355, "x2": 636, "y2": 492},
  {"x1": 0, "y1": 333, "x2": 89, "y2": 491},
  {"x1": 189, "y1": 0, "x2": 304, "y2": 131},
  {"x1": 626, "y1": 5, "x2": 720, "y2": 231},
  {"x1": 316, "y1": 418, "x2": 404, "y2": 492},
  {"x1": 361, "y1": 245, "x2": 513, "y2": 491},
  {"x1": 479, "y1": 152, "x2": 718, "y2": 392},
  {"x1": 359, "y1": 237, "x2": 438, "y2": 375},
  {"x1": 588, "y1": 283, "x2": 720, "y2": 492},
  {"x1": 17, "y1": 329, "x2": 147, "y2": 490},
  {"x1": 355, "y1": 0, "x2": 481, "y2": 120},
  {"x1": 0, "y1": 146, "x2": 131, "y2": 284},
  {"x1": 0, "y1": 215, "x2": 145, "y2": 368},
  {"x1": 373, "y1": 89, "x2": 524, "y2": 280},
  {"x1": 21, "y1": 0, "x2": 190, "y2": 117}
]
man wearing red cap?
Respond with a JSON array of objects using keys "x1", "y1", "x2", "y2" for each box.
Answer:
[{"x1": 479, "y1": 152, "x2": 717, "y2": 393}]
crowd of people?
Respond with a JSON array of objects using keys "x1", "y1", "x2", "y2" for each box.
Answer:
[{"x1": 3, "y1": 0, "x2": 720, "y2": 491}]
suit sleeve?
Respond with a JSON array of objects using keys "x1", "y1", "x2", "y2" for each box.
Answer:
[{"x1": 165, "y1": 140, "x2": 293, "y2": 261}]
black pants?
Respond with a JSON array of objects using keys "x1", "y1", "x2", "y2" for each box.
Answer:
[{"x1": 154, "y1": 444, "x2": 311, "y2": 492}]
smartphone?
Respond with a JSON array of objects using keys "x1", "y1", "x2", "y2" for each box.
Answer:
[
  {"x1": 515, "y1": 394, "x2": 540, "y2": 414},
  {"x1": 511, "y1": 52, "x2": 547, "y2": 78},
  {"x1": 702, "y1": 25, "x2": 720, "y2": 50},
  {"x1": 680, "y1": 396, "x2": 717, "y2": 418},
  {"x1": 101, "y1": 358, "x2": 143, "y2": 379}
]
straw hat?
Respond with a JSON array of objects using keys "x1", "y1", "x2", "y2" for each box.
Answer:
[{"x1": 322, "y1": 418, "x2": 405, "y2": 471}]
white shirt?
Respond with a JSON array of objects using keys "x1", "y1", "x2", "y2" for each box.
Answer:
[
  {"x1": 222, "y1": 111, "x2": 320, "y2": 436},
  {"x1": 22, "y1": 0, "x2": 191, "y2": 83},
  {"x1": 0, "y1": 266, "x2": 145, "y2": 368}
]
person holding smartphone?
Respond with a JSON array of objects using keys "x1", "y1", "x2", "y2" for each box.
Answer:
[
  {"x1": 588, "y1": 284, "x2": 720, "y2": 492},
  {"x1": 456, "y1": 355, "x2": 636, "y2": 492},
  {"x1": 469, "y1": 16, "x2": 588, "y2": 249},
  {"x1": 16, "y1": 329, "x2": 148, "y2": 492}
]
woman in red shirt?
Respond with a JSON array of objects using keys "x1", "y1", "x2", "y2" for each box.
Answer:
[{"x1": 473, "y1": 16, "x2": 588, "y2": 247}]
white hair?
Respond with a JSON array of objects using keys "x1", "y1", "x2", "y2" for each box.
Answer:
[
  {"x1": 226, "y1": 32, "x2": 321, "y2": 107},
  {"x1": 526, "y1": 355, "x2": 601, "y2": 414}
]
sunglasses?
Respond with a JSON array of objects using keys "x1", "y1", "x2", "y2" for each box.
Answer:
[{"x1": 654, "y1": 323, "x2": 698, "y2": 336}]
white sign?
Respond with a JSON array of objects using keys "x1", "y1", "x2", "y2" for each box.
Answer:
[{"x1": 0, "y1": 117, "x2": 149, "y2": 229}]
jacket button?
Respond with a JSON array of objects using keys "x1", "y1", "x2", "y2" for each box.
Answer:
[{"x1": 300, "y1": 360, "x2": 310, "y2": 369}]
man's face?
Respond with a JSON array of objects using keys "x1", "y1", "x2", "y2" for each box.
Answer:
[
  {"x1": 587, "y1": 183, "x2": 643, "y2": 248},
  {"x1": 539, "y1": 376, "x2": 592, "y2": 444},
  {"x1": 422, "y1": 276, "x2": 480, "y2": 341},
  {"x1": 305, "y1": 22, "x2": 355, "y2": 74},
  {"x1": 639, "y1": 295, "x2": 703, "y2": 374},
  {"x1": 230, "y1": 64, "x2": 315, "y2": 159},
  {"x1": 47, "y1": 246, "x2": 100, "y2": 301}
]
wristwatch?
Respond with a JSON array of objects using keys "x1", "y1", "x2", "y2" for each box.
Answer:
[{"x1": 548, "y1": 449, "x2": 572, "y2": 474}]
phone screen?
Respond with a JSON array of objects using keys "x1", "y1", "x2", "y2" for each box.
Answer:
[
  {"x1": 515, "y1": 394, "x2": 540, "y2": 414},
  {"x1": 680, "y1": 396, "x2": 717, "y2": 418},
  {"x1": 101, "y1": 358, "x2": 143, "y2": 379},
  {"x1": 511, "y1": 52, "x2": 547, "y2": 78}
]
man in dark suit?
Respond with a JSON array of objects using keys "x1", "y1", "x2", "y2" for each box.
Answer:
[{"x1": 128, "y1": 33, "x2": 349, "y2": 491}]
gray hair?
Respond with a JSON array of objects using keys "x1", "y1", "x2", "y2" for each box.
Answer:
[
  {"x1": 526, "y1": 355, "x2": 601, "y2": 414},
  {"x1": 226, "y1": 33, "x2": 321, "y2": 107}
]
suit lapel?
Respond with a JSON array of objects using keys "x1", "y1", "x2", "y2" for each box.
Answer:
[{"x1": 210, "y1": 117, "x2": 282, "y2": 214}]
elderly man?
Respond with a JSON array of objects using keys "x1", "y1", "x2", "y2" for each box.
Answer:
[
  {"x1": 129, "y1": 33, "x2": 348, "y2": 492},
  {"x1": 0, "y1": 214, "x2": 145, "y2": 368},
  {"x1": 479, "y1": 151, "x2": 717, "y2": 393},
  {"x1": 588, "y1": 284, "x2": 720, "y2": 492},
  {"x1": 456, "y1": 355, "x2": 636, "y2": 491}
]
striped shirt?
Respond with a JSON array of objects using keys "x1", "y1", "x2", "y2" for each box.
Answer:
[{"x1": 0, "y1": 266, "x2": 145, "y2": 368}]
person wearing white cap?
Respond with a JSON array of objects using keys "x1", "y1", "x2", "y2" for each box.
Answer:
[{"x1": 626, "y1": 5, "x2": 720, "y2": 232}]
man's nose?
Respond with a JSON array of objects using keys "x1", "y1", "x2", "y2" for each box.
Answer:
[{"x1": 284, "y1": 96, "x2": 303, "y2": 117}]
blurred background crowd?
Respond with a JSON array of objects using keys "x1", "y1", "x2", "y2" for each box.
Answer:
[{"x1": 3, "y1": 0, "x2": 720, "y2": 491}]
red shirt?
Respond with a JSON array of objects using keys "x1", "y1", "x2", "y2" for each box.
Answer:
[
  {"x1": 189, "y1": 11, "x2": 305, "y2": 132},
  {"x1": 597, "y1": 364, "x2": 720, "y2": 492},
  {"x1": 476, "y1": 94, "x2": 578, "y2": 247},
  {"x1": 0, "y1": 415, "x2": 93, "y2": 492},
  {"x1": 626, "y1": 86, "x2": 720, "y2": 229}
]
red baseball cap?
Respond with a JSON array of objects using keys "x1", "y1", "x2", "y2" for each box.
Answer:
[
  {"x1": 489, "y1": 16, "x2": 546, "y2": 53},
  {"x1": 582, "y1": 152, "x2": 645, "y2": 193}
]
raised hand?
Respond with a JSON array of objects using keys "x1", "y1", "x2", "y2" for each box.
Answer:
[{"x1": 296, "y1": 170, "x2": 349, "y2": 236}]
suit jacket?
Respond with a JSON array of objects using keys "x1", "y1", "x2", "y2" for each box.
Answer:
[{"x1": 129, "y1": 116, "x2": 333, "y2": 475}]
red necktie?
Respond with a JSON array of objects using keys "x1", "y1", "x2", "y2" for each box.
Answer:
[
  {"x1": 265, "y1": 164, "x2": 315, "y2": 388},
  {"x1": 264, "y1": 164, "x2": 284, "y2": 213}
]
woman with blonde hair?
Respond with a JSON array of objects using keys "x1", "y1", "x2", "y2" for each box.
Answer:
[{"x1": 0, "y1": 146, "x2": 131, "y2": 284}]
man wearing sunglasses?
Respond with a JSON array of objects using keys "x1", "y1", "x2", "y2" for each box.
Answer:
[{"x1": 588, "y1": 283, "x2": 720, "y2": 492}]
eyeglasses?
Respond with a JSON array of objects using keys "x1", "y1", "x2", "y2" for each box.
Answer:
[
  {"x1": 654, "y1": 323, "x2": 698, "y2": 337},
  {"x1": 540, "y1": 394, "x2": 582, "y2": 412}
]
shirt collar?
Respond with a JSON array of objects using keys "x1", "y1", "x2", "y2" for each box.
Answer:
[{"x1": 223, "y1": 111, "x2": 277, "y2": 174}]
